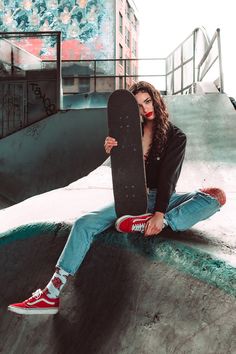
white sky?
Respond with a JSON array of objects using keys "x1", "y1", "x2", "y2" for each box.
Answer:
[{"x1": 134, "y1": 0, "x2": 236, "y2": 96}]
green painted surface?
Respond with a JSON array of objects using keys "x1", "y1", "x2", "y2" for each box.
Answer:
[
  {"x1": 0, "y1": 222, "x2": 235, "y2": 298},
  {"x1": 0, "y1": 107, "x2": 108, "y2": 202},
  {"x1": 96, "y1": 230, "x2": 236, "y2": 298},
  {"x1": 0, "y1": 222, "x2": 68, "y2": 246}
]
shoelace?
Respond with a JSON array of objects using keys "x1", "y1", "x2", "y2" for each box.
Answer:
[
  {"x1": 131, "y1": 223, "x2": 145, "y2": 232},
  {"x1": 31, "y1": 289, "x2": 43, "y2": 300}
]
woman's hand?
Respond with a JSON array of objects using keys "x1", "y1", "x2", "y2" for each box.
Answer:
[
  {"x1": 104, "y1": 136, "x2": 118, "y2": 154},
  {"x1": 144, "y1": 212, "x2": 165, "y2": 237}
]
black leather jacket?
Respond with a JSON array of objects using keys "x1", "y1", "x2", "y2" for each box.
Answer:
[{"x1": 145, "y1": 122, "x2": 187, "y2": 213}]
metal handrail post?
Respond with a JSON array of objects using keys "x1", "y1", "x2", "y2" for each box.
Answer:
[
  {"x1": 217, "y1": 28, "x2": 224, "y2": 93},
  {"x1": 56, "y1": 31, "x2": 62, "y2": 110},
  {"x1": 198, "y1": 31, "x2": 218, "y2": 68},
  {"x1": 181, "y1": 44, "x2": 183, "y2": 94},
  {"x1": 11, "y1": 47, "x2": 14, "y2": 75},
  {"x1": 94, "y1": 60, "x2": 97, "y2": 92},
  {"x1": 196, "y1": 28, "x2": 224, "y2": 92},
  {"x1": 124, "y1": 59, "x2": 127, "y2": 89},
  {"x1": 165, "y1": 58, "x2": 167, "y2": 94},
  {"x1": 193, "y1": 29, "x2": 196, "y2": 91},
  {"x1": 171, "y1": 54, "x2": 174, "y2": 94}
]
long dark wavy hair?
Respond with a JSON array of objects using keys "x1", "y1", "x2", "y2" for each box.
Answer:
[{"x1": 129, "y1": 81, "x2": 170, "y2": 158}]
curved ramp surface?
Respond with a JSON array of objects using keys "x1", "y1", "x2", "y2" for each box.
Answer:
[
  {"x1": 0, "y1": 94, "x2": 236, "y2": 353},
  {"x1": 1, "y1": 234, "x2": 235, "y2": 354}
]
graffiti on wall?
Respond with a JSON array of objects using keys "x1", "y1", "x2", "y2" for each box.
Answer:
[{"x1": 0, "y1": 0, "x2": 114, "y2": 60}]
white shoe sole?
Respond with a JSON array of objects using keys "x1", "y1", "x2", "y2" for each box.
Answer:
[
  {"x1": 115, "y1": 213, "x2": 153, "y2": 232},
  {"x1": 8, "y1": 305, "x2": 59, "y2": 315}
]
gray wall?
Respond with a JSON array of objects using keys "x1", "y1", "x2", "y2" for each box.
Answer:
[{"x1": 0, "y1": 108, "x2": 108, "y2": 202}]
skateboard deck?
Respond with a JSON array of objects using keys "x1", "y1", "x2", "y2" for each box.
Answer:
[{"x1": 107, "y1": 89, "x2": 147, "y2": 217}]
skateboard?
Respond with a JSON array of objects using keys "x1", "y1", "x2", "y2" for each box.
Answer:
[{"x1": 107, "y1": 89, "x2": 147, "y2": 217}]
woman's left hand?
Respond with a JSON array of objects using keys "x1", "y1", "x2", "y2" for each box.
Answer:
[{"x1": 144, "y1": 212, "x2": 165, "y2": 237}]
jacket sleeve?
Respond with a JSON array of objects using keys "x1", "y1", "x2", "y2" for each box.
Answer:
[{"x1": 154, "y1": 125, "x2": 187, "y2": 213}]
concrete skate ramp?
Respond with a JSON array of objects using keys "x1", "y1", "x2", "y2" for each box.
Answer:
[
  {"x1": 0, "y1": 94, "x2": 236, "y2": 354},
  {"x1": 0, "y1": 107, "x2": 108, "y2": 203}
]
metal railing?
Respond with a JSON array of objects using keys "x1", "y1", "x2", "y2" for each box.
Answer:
[
  {"x1": 43, "y1": 57, "x2": 167, "y2": 94},
  {"x1": 165, "y1": 27, "x2": 224, "y2": 94},
  {"x1": 0, "y1": 31, "x2": 61, "y2": 106},
  {"x1": 44, "y1": 27, "x2": 223, "y2": 97},
  {"x1": 0, "y1": 28, "x2": 224, "y2": 138},
  {"x1": 0, "y1": 31, "x2": 61, "y2": 138},
  {"x1": 197, "y1": 28, "x2": 224, "y2": 92}
]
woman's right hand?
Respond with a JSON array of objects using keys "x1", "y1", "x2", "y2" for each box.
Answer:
[{"x1": 104, "y1": 136, "x2": 118, "y2": 154}]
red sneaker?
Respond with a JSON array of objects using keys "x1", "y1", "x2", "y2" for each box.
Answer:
[
  {"x1": 115, "y1": 213, "x2": 153, "y2": 233},
  {"x1": 8, "y1": 289, "x2": 59, "y2": 315}
]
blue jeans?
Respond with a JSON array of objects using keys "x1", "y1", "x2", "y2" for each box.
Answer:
[{"x1": 57, "y1": 189, "x2": 221, "y2": 275}]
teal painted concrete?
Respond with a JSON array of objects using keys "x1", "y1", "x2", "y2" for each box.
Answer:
[
  {"x1": 0, "y1": 220, "x2": 235, "y2": 298},
  {"x1": 63, "y1": 92, "x2": 111, "y2": 109},
  {"x1": 1, "y1": 92, "x2": 235, "y2": 204},
  {"x1": 0, "y1": 222, "x2": 69, "y2": 246},
  {"x1": 97, "y1": 230, "x2": 236, "y2": 298},
  {"x1": 0, "y1": 107, "x2": 108, "y2": 202},
  {"x1": 164, "y1": 94, "x2": 236, "y2": 164}
]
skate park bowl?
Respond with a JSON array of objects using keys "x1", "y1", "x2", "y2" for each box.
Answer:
[{"x1": 0, "y1": 93, "x2": 236, "y2": 354}]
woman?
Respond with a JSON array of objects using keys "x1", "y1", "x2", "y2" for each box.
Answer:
[{"x1": 8, "y1": 81, "x2": 226, "y2": 315}]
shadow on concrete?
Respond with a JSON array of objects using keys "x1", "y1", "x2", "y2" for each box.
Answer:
[{"x1": 0, "y1": 232, "x2": 132, "y2": 353}]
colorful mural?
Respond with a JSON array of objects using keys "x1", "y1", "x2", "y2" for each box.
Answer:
[{"x1": 0, "y1": 0, "x2": 114, "y2": 60}]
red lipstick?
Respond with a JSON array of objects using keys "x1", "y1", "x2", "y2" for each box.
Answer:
[{"x1": 145, "y1": 112, "x2": 153, "y2": 118}]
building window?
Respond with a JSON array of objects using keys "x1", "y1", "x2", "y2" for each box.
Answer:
[
  {"x1": 63, "y1": 77, "x2": 75, "y2": 86},
  {"x1": 126, "y1": 57, "x2": 131, "y2": 75},
  {"x1": 119, "y1": 12, "x2": 123, "y2": 34},
  {"x1": 125, "y1": 0, "x2": 131, "y2": 20},
  {"x1": 125, "y1": 27, "x2": 130, "y2": 47},
  {"x1": 119, "y1": 76, "x2": 123, "y2": 89},
  {"x1": 132, "y1": 40, "x2": 137, "y2": 56},
  {"x1": 133, "y1": 15, "x2": 138, "y2": 30},
  {"x1": 119, "y1": 44, "x2": 123, "y2": 65},
  {"x1": 132, "y1": 63, "x2": 138, "y2": 77},
  {"x1": 79, "y1": 78, "x2": 90, "y2": 93}
]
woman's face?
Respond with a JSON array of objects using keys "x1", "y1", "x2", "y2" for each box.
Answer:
[{"x1": 134, "y1": 91, "x2": 155, "y2": 121}]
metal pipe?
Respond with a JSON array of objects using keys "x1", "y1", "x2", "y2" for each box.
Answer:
[
  {"x1": 56, "y1": 32, "x2": 62, "y2": 110},
  {"x1": 198, "y1": 30, "x2": 218, "y2": 68},
  {"x1": 165, "y1": 58, "x2": 167, "y2": 94},
  {"x1": 199, "y1": 56, "x2": 218, "y2": 81},
  {"x1": 193, "y1": 30, "x2": 196, "y2": 91},
  {"x1": 94, "y1": 60, "x2": 97, "y2": 92},
  {"x1": 181, "y1": 44, "x2": 183, "y2": 94},
  {"x1": 217, "y1": 29, "x2": 224, "y2": 93}
]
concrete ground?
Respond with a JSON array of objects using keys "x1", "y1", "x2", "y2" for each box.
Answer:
[{"x1": 0, "y1": 94, "x2": 235, "y2": 354}]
